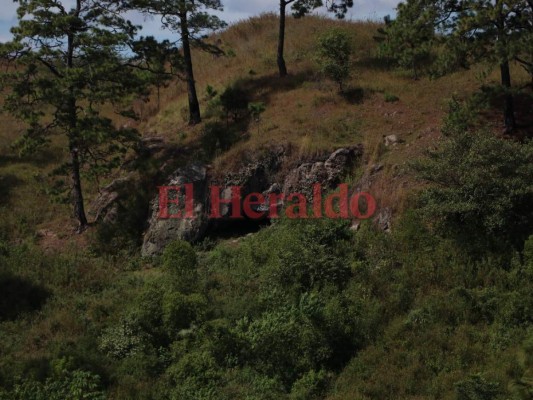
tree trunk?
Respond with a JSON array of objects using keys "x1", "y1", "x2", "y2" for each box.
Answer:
[
  {"x1": 67, "y1": 5, "x2": 88, "y2": 233},
  {"x1": 500, "y1": 61, "x2": 516, "y2": 133},
  {"x1": 180, "y1": 12, "x2": 201, "y2": 125},
  {"x1": 277, "y1": 1, "x2": 288, "y2": 77},
  {"x1": 70, "y1": 143, "x2": 88, "y2": 232}
]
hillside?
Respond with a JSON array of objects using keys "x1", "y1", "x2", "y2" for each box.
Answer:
[
  {"x1": 0, "y1": 12, "x2": 532, "y2": 400},
  {"x1": 0, "y1": 14, "x2": 531, "y2": 242}
]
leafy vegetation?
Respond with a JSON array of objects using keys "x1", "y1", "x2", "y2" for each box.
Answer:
[
  {"x1": 0, "y1": 3, "x2": 533, "y2": 400},
  {"x1": 316, "y1": 29, "x2": 352, "y2": 92},
  {"x1": 0, "y1": 0, "x2": 147, "y2": 231}
]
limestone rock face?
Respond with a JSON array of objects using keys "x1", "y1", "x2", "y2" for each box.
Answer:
[
  {"x1": 89, "y1": 175, "x2": 135, "y2": 224},
  {"x1": 141, "y1": 164, "x2": 208, "y2": 257},
  {"x1": 282, "y1": 146, "x2": 364, "y2": 199},
  {"x1": 140, "y1": 145, "x2": 366, "y2": 256}
]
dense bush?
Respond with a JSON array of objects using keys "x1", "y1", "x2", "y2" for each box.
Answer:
[
  {"x1": 200, "y1": 122, "x2": 239, "y2": 159},
  {"x1": 316, "y1": 29, "x2": 352, "y2": 92},
  {"x1": 220, "y1": 86, "x2": 250, "y2": 121},
  {"x1": 0, "y1": 359, "x2": 105, "y2": 400},
  {"x1": 415, "y1": 128, "x2": 533, "y2": 255},
  {"x1": 162, "y1": 240, "x2": 200, "y2": 292}
]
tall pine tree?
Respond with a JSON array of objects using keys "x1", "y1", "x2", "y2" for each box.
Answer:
[
  {"x1": 375, "y1": 1, "x2": 436, "y2": 79},
  {"x1": 398, "y1": 0, "x2": 533, "y2": 133},
  {"x1": 0, "y1": 0, "x2": 147, "y2": 232},
  {"x1": 277, "y1": 0, "x2": 353, "y2": 77},
  {"x1": 130, "y1": 0, "x2": 226, "y2": 125}
]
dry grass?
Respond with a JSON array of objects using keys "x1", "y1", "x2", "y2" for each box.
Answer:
[
  {"x1": 0, "y1": 13, "x2": 531, "y2": 240},
  {"x1": 139, "y1": 13, "x2": 530, "y2": 215}
]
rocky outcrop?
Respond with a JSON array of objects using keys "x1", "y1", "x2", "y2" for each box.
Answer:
[
  {"x1": 282, "y1": 146, "x2": 363, "y2": 199},
  {"x1": 140, "y1": 146, "x2": 365, "y2": 256},
  {"x1": 384, "y1": 134, "x2": 398, "y2": 146},
  {"x1": 141, "y1": 164, "x2": 209, "y2": 257},
  {"x1": 376, "y1": 207, "x2": 393, "y2": 233},
  {"x1": 89, "y1": 175, "x2": 136, "y2": 224}
]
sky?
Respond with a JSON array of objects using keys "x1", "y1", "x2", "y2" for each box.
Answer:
[{"x1": 0, "y1": 0, "x2": 399, "y2": 43}]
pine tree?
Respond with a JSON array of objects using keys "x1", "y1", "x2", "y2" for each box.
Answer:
[
  {"x1": 514, "y1": 2, "x2": 533, "y2": 84},
  {"x1": 401, "y1": 0, "x2": 533, "y2": 133},
  {"x1": 277, "y1": 0, "x2": 353, "y2": 78},
  {"x1": 0, "y1": 0, "x2": 147, "y2": 232},
  {"x1": 132, "y1": 37, "x2": 184, "y2": 112},
  {"x1": 130, "y1": 0, "x2": 226, "y2": 125},
  {"x1": 375, "y1": 1, "x2": 436, "y2": 79}
]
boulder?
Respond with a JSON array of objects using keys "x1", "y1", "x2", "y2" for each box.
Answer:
[
  {"x1": 282, "y1": 145, "x2": 363, "y2": 199},
  {"x1": 384, "y1": 134, "x2": 399, "y2": 147},
  {"x1": 141, "y1": 163, "x2": 209, "y2": 257},
  {"x1": 89, "y1": 175, "x2": 135, "y2": 224}
]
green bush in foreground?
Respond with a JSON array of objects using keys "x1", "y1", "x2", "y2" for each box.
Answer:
[
  {"x1": 316, "y1": 29, "x2": 352, "y2": 92},
  {"x1": 162, "y1": 240, "x2": 199, "y2": 292},
  {"x1": 415, "y1": 129, "x2": 533, "y2": 255}
]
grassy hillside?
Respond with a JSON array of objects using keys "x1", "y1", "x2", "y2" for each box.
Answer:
[
  {"x1": 3, "y1": 14, "x2": 530, "y2": 242},
  {"x1": 0, "y1": 13, "x2": 532, "y2": 400},
  {"x1": 138, "y1": 13, "x2": 530, "y2": 211}
]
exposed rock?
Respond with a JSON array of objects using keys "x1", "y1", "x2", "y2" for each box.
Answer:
[
  {"x1": 223, "y1": 146, "x2": 285, "y2": 189},
  {"x1": 384, "y1": 134, "x2": 399, "y2": 147},
  {"x1": 324, "y1": 147, "x2": 361, "y2": 184},
  {"x1": 350, "y1": 221, "x2": 361, "y2": 232},
  {"x1": 140, "y1": 136, "x2": 166, "y2": 154},
  {"x1": 282, "y1": 145, "x2": 363, "y2": 199},
  {"x1": 265, "y1": 183, "x2": 282, "y2": 195},
  {"x1": 376, "y1": 207, "x2": 393, "y2": 233},
  {"x1": 282, "y1": 162, "x2": 329, "y2": 199},
  {"x1": 141, "y1": 163, "x2": 209, "y2": 257},
  {"x1": 371, "y1": 164, "x2": 384, "y2": 174},
  {"x1": 217, "y1": 146, "x2": 285, "y2": 218},
  {"x1": 140, "y1": 145, "x2": 365, "y2": 256},
  {"x1": 89, "y1": 175, "x2": 135, "y2": 224}
]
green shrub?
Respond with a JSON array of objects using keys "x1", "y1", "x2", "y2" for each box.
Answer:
[
  {"x1": 239, "y1": 305, "x2": 330, "y2": 385},
  {"x1": 454, "y1": 374, "x2": 501, "y2": 400},
  {"x1": 290, "y1": 370, "x2": 330, "y2": 400},
  {"x1": 510, "y1": 334, "x2": 533, "y2": 399},
  {"x1": 162, "y1": 240, "x2": 199, "y2": 291},
  {"x1": 220, "y1": 86, "x2": 250, "y2": 121},
  {"x1": 98, "y1": 319, "x2": 149, "y2": 359},
  {"x1": 166, "y1": 349, "x2": 224, "y2": 400},
  {"x1": 524, "y1": 235, "x2": 533, "y2": 265},
  {"x1": 316, "y1": 28, "x2": 352, "y2": 92},
  {"x1": 201, "y1": 122, "x2": 238, "y2": 159},
  {"x1": 222, "y1": 367, "x2": 284, "y2": 400},
  {"x1": 248, "y1": 102, "x2": 266, "y2": 122},
  {"x1": 384, "y1": 93, "x2": 400, "y2": 102},
  {"x1": 162, "y1": 292, "x2": 207, "y2": 336},
  {"x1": 415, "y1": 129, "x2": 533, "y2": 254},
  {"x1": 0, "y1": 359, "x2": 105, "y2": 400}
]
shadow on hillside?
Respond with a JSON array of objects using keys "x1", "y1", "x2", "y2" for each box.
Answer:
[
  {"x1": 206, "y1": 218, "x2": 271, "y2": 241},
  {"x1": 237, "y1": 70, "x2": 313, "y2": 106},
  {"x1": 483, "y1": 89, "x2": 533, "y2": 140},
  {"x1": 0, "y1": 173, "x2": 22, "y2": 204},
  {"x1": 0, "y1": 274, "x2": 50, "y2": 321},
  {"x1": 0, "y1": 147, "x2": 64, "y2": 169},
  {"x1": 514, "y1": 92, "x2": 533, "y2": 140},
  {"x1": 341, "y1": 87, "x2": 367, "y2": 105},
  {"x1": 354, "y1": 56, "x2": 392, "y2": 72}
]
